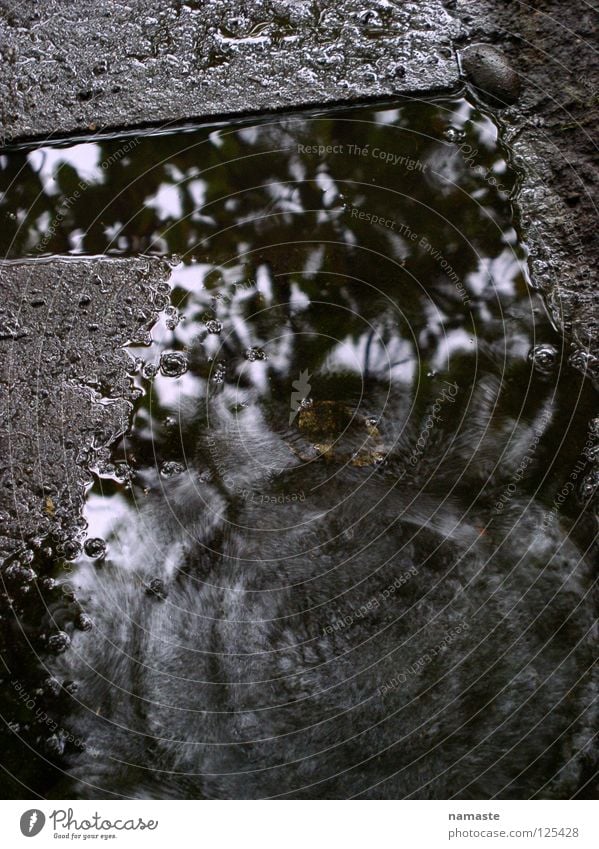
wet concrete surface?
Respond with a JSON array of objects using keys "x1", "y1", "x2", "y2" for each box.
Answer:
[
  {"x1": 0, "y1": 258, "x2": 170, "y2": 558},
  {"x1": 0, "y1": 0, "x2": 459, "y2": 143}
]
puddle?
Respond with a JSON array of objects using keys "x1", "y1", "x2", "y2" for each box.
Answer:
[{"x1": 0, "y1": 96, "x2": 597, "y2": 799}]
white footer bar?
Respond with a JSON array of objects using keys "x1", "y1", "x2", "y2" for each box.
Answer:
[{"x1": 2, "y1": 799, "x2": 596, "y2": 848}]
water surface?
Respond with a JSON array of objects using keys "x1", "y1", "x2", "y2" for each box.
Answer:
[{"x1": 0, "y1": 95, "x2": 597, "y2": 799}]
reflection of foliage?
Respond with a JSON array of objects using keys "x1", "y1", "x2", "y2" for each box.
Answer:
[
  {"x1": 0, "y1": 97, "x2": 553, "y2": 502},
  {"x1": 3, "y1": 94, "x2": 571, "y2": 503},
  {"x1": 13, "y1": 96, "x2": 519, "y2": 499},
  {"x1": 1, "y1": 98, "x2": 529, "y2": 430},
  {"x1": 2, "y1": 96, "x2": 517, "y2": 273}
]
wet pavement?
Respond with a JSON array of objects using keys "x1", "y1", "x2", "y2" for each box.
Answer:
[
  {"x1": 0, "y1": 258, "x2": 170, "y2": 557},
  {"x1": 0, "y1": 0, "x2": 458, "y2": 143}
]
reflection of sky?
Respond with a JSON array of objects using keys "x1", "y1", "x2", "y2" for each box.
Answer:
[
  {"x1": 4, "y1": 102, "x2": 584, "y2": 795},
  {"x1": 151, "y1": 372, "x2": 205, "y2": 410},
  {"x1": 84, "y1": 490, "x2": 130, "y2": 540},
  {"x1": 467, "y1": 248, "x2": 521, "y2": 298},
  {"x1": 146, "y1": 184, "x2": 183, "y2": 220},
  {"x1": 373, "y1": 108, "x2": 401, "y2": 125},
  {"x1": 28, "y1": 144, "x2": 101, "y2": 192},
  {"x1": 4, "y1": 96, "x2": 522, "y2": 293},
  {"x1": 325, "y1": 332, "x2": 416, "y2": 384},
  {"x1": 431, "y1": 328, "x2": 476, "y2": 372}
]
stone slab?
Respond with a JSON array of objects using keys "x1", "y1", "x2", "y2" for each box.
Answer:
[
  {"x1": 0, "y1": 257, "x2": 170, "y2": 558},
  {"x1": 0, "y1": 0, "x2": 460, "y2": 144}
]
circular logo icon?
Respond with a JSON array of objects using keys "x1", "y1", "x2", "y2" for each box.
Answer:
[{"x1": 19, "y1": 810, "x2": 46, "y2": 837}]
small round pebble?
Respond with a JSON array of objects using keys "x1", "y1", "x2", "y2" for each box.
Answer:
[{"x1": 460, "y1": 43, "x2": 521, "y2": 106}]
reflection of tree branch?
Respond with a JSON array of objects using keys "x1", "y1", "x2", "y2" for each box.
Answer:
[{"x1": 364, "y1": 327, "x2": 375, "y2": 380}]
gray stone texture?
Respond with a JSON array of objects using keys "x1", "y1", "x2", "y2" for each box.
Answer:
[
  {"x1": 0, "y1": 257, "x2": 170, "y2": 557},
  {"x1": 0, "y1": 0, "x2": 459, "y2": 142}
]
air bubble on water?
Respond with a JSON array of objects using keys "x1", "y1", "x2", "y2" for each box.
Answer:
[
  {"x1": 75, "y1": 613, "x2": 93, "y2": 631},
  {"x1": 42, "y1": 677, "x2": 61, "y2": 697},
  {"x1": 165, "y1": 306, "x2": 181, "y2": 330},
  {"x1": 83, "y1": 538, "x2": 106, "y2": 559},
  {"x1": 130, "y1": 330, "x2": 153, "y2": 347},
  {"x1": 47, "y1": 631, "x2": 71, "y2": 654},
  {"x1": 18, "y1": 549, "x2": 35, "y2": 566},
  {"x1": 568, "y1": 350, "x2": 598, "y2": 374},
  {"x1": 128, "y1": 356, "x2": 144, "y2": 374},
  {"x1": 4, "y1": 563, "x2": 36, "y2": 585},
  {"x1": 244, "y1": 347, "x2": 268, "y2": 361},
  {"x1": 204, "y1": 319, "x2": 223, "y2": 334},
  {"x1": 62, "y1": 540, "x2": 82, "y2": 561},
  {"x1": 45, "y1": 734, "x2": 66, "y2": 756},
  {"x1": 142, "y1": 362, "x2": 158, "y2": 379},
  {"x1": 114, "y1": 463, "x2": 132, "y2": 483},
  {"x1": 146, "y1": 578, "x2": 168, "y2": 599},
  {"x1": 528, "y1": 344, "x2": 558, "y2": 375},
  {"x1": 160, "y1": 351, "x2": 189, "y2": 377},
  {"x1": 443, "y1": 127, "x2": 465, "y2": 143},
  {"x1": 211, "y1": 361, "x2": 227, "y2": 383},
  {"x1": 160, "y1": 461, "x2": 185, "y2": 478},
  {"x1": 579, "y1": 470, "x2": 599, "y2": 502}
]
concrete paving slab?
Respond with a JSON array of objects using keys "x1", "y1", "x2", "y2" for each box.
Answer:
[
  {"x1": 0, "y1": 257, "x2": 170, "y2": 558},
  {"x1": 0, "y1": 0, "x2": 459, "y2": 144}
]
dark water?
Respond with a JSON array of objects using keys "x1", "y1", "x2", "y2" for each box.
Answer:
[{"x1": 0, "y1": 95, "x2": 597, "y2": 799}]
